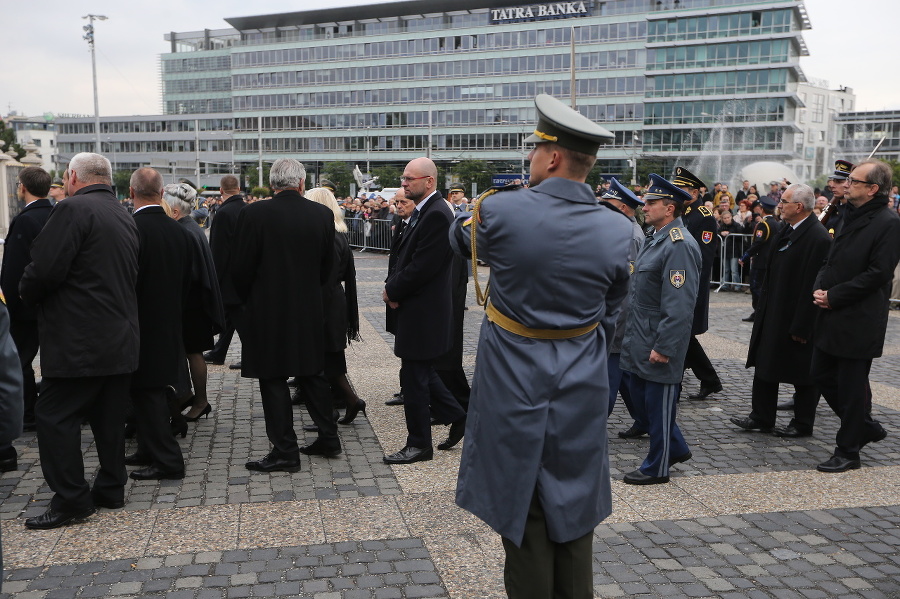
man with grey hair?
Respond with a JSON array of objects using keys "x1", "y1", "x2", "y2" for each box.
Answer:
[
  {"x1": 20, "y1": 152, "x2": 140, "y2": 529},
  {"x1": 812, "y1": 159, "x2": 900, "y2": 472},
  {"x1": 231, "y1": 158, "x2": 338, "y2": 472},
  {"x1": 730, "y1": 183, "x2": 831, "y2": 439}
]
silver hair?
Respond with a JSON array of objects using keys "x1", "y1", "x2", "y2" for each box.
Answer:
[
  {"x1": 69, "y1": 152, "x2": 112, "y2": 185},
  {"x1": 163, "y1": 182, "x2": 197, "y2": 214},
  {"x1": 785, "y1": 183, "x2": 815, "y2": 211},
  {"x1": 269, "y1": 158, "x2": 306, "y2": 190},
  {"x1": 305, "y1": 187, "x2": 348, "y2": 233}
]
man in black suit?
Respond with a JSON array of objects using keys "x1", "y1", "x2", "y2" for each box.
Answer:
[
  {"x1": 125, "y1": 168, "x2": 192, "y2": 480},
  {"x1": 20, "y1": 152, "x2": 140, "y2": 529},
  {"x1": 1, "y1": 167, "x2": 53, "y2": 437},
  {"x1": 812, "y1": 159, "x2": 900, "y2": 472},
  {"x1": 384, "y1": 189, "x2": 414, "y2": 407},
  {"x1": 730, "y1": 183, "x2": 831, "y2": 438},
  {"x1": 0, "y1": 301, "x2": 23, "y2": 588},
  {"x1": 231, "y1": 158, "x2": 338, "y2": 472},
  {"x1": 382, "y1": 157, "x2": 467, "y2": 464},
  {"x1": 204, "y1": 175, "x2": 245, "y2": 367}
]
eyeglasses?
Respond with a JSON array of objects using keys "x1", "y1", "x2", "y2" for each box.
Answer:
[
  {"x1": 778, "y1": 198, "x2": 801, "y2": 204},
  {"x1": 399, "y1": 176, "x2": 430, "y2": 183},
  {"x1": 848, "y1": 177, "x2": 875, "y2": 186}
]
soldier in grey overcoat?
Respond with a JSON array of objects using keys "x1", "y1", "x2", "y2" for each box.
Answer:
[
  {"x1": 450, "y1": 94, "x2": 631, "y2": 599},
  {"x1": 620, "y1": 174, "x2": 701, "y2": 485}
]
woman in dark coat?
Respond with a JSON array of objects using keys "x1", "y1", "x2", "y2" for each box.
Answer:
[
  {"x1": 163, "y1": 183, "x2": 225, "y2": 422},
  {"x1": 305, "y1": 187, "x2": 364, "y2": 423}
]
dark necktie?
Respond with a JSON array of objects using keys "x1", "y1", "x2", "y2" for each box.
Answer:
[{"x1": 408, "y1": 210, "x2": 419, "y2": 228}]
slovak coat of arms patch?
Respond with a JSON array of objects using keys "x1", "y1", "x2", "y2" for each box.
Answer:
[{"x1": 701, "y1": 230, "x2": 713, "y2": 244}]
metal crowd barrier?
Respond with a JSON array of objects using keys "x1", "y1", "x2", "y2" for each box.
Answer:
[
  {"x1": 710, "y1": 232, "x2": 753, "y2": 292},
  {"x1": 346, "y1": 217, "x2": 393, "y2": 251}
]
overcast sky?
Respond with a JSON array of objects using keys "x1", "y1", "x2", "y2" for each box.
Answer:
[{"x1": 6, "y1": 0, "x2": 898, "y2": 118}]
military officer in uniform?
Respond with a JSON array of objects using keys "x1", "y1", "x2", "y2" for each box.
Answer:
[
  {"x1": 620, "y1": 174, "x2": 701, "y2": 485},
  {"x1": 450, "y1": 94, "x2": 632, "y2": 599},
  {"x1": 672, "y1": 167, "x2": 722, "y2": 400},
  {"x1": 821, "y1": 159, "x2": 853, "y2": 238},
  {"x1": 599, "y1": 178, "x2": 648, "y2": 438},
  {"x1": 448, "y1": 185, "x2": 469, "y2": 212},
  {"x1": 740, "y1": 196, "x2": 783, "y2": 322}
]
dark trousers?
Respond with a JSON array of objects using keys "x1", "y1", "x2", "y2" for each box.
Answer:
[
  {"x1": 35, "y1": 375, "x2": 130, "y2": 512},
  {"x1": 811, "y1": 348, "x2": 880, "y2": 460},
  {"x1": 435, "y1": 366, "x2": 470, "y2": 411},
  {"x1": 749, "y1": 267, "x2": 764, "y2": 314},
  {"x1": 749, "y1": 374, "x2": 819, "y2": 433},
  {"x1": 9, "y1": 319, "x2": 39, "y2": 424},
  {"x1": 608, "y1": 353, "x2": 642, "y2": 431},
  {"x1": 208, "y1": 310, "x2": 236, "y2": 360},
  {"x1": 400, "y1": 359, "x2": 465, "y2": 449},
  {"x1": 684, "y1": 336, "x2": 720, "y2": 386},
  {"x1": 131, "y1": 387, "x2": 184, "y2": 472},
  {"x1": 502, "y1": 490, "x2": 593, "y2": 599},
  {"x1": 259, "y1": 374, "x2": 337, "y2": 457},
  {"x1": 630, "y1": 377, "x2": 689, "y2": 479}
]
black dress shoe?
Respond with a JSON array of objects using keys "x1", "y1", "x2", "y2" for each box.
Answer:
[
  {"x1": 816, "y1": 455, "x2": 861, "y2": 473},
  {"x1": 623, "y1": 470, "x2": 669, "y2": 485},
  {"x1": 22, "y1": 421, "x2": 36, "y2": 433},
  {"x1": 25, "y1": 507, "x2": 95, "y2": 530},
  {"x1": 202, "y1": 351, "x2": 225, "y2": 365},
  {"x1": 302, "y1": 424, "x2": 320, "y2": 432},
  {"x1": 776, "y1": 400, "x2": 795, "y2": 411},
  {"x1": 299, "y1": 441, "x2": 342, "y2": 458},
  {"x1": 245, "y1": 452, "x2": 301, "y2": 473},
  {"x1": 385, "y1": 394, "x2": 404, "y2": 406},
  {"x1": 741, "y1": 314, "x2": 755, "y2": 322},
  {"x1": 865, "y1": 426, "x2": 887, "y2": 446},
  {"x1": 124, "y1": 452, "x2": 152, "y2": 466},
  {"x1": 229, "y1": 361, "x2": 242, "y2": 370},
  {"x1": 384, "y1": 446, "x2": 433, "y2": 464},
  {"x1": 438, "y1": 416, "x2": 466, "y2": 450},
  {"x1": 729, "y1": 416, "x2": 773, "y2": 433},
  {"x1": 669, "y1": 451, "x2": 692, "y2": 466},
  {"x1": 93, "y1": 497, "x2": 125, "y2": 509},
  {"x1": 129, "y1": 465, "x2": 185, "y2": 480},
  {"x1": 0, "y1": 456, "x2": 17, "y2": 472},
  {"x1": 618, "y1": 425, "x2": 648, "y2": 439},
  {"x1": 688, "y1": 382, "x2": 723, "y2": 400},
  {"x1": 772, "y1": 424, "x2": 811, "y2": 438}
]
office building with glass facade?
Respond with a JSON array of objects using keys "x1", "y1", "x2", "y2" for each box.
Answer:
[{"x1": 64, "y1": 0, "x2": 813, "y2": 190}]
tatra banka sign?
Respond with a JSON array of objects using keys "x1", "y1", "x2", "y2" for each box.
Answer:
[{"x1": 490, "y1": 1, "x2": 590, "y2": 23}]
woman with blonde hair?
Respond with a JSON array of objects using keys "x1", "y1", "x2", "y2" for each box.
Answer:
[{"x1": 304, "y1": 187, "x2": 365, "y2": 423}]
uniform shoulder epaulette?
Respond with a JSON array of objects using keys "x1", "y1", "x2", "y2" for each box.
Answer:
[
  {"x1": 669, "y1": 227, "x2": 685, "y2": 242},
  {"x1": 697, "y1": 206, "x2": 713, "y2": 217}
]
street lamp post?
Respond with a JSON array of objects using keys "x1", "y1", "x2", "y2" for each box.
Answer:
[{"x1": 82, "y1": 14, "x2": 107, "y2": 154}]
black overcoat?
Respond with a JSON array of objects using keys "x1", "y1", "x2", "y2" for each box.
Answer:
[
  {"x1": 178, "y1": 215, "x2": 225, "y2": 341},
  {"x1": 384, "y1": 193, "x2": 454, "y2": 361},
  {"x1": 681, "y1": 203, "x2": 717, "y2": 335},
  {"x1": 132, "y1": 206, "x2": 193, "y2": 389},
  {"x1": 385, "y1": 219, "x2": 406, "y2": 335},
  {"x1": 746, "y1": 216, "x2": 831, "y2": 383},
  {"x1": 1, "y1": 198, "x2": 52, "y2": 321},
  {"x1": 209, "y1": 194, "x2": 245, "y2": 306},
  {"x1": 324, "y1": 232, "x2": 359, "y2": 352},
  {"x1": 20, "y1": 184, "x2": 139, "y2": 377},
  {"x1": 230, "y1": 189, "x2": 334, "y2": 378},
  {"x1": 814, "y1": 198, "x2": 900, "y2": 359}
]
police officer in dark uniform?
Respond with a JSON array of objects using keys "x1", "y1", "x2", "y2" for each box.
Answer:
[
  {"x1": 740, "y1": 196, "x2": 782, "y2": 322},
  {"x1": 821, "y1": 159, "x2": 853, "y2": 238},
  {"x1": 672, "y1": 167, "x2": 722, "y2": 400}
]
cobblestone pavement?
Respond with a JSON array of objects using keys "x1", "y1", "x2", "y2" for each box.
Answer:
[{"x1": 3, "y1": 251, "x2": 900, "y2": 598}]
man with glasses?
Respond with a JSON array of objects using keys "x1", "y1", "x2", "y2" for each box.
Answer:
[
  {"x1": 811, "y1": 159, "x2": 900, "y2": 472},
  {"x1": 730, "y1": 183, "x2": 831, "y2": 438},
  {"x1": 382, "y1": 158, "x2": 467, "y2": 464}
]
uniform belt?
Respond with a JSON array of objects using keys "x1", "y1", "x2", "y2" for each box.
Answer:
[{"x1": 485, "y1": 301, "x2": 598, "y2": 340}]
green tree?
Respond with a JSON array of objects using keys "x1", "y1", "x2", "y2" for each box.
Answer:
[
  {"x1": 243, "y1": 163, "x2": 270, "y2": 191},
  {"x1": 112, "y1": 170, "x2": 131, "y2": 199},
  {"x1": 885, "y1": 160, "x2": 900, "y2": 190},
  {"x1": 250, "y1": 186, "x2": 271, "y2": 197},
  {"x1": 0, "y1": 120, "x2": 24, "y2": 161},
  {"x1": 372, "y1": 164, "x2": 401, "y2": 189},
  {"x1": 321, "y1": 161, "x2": 353, "y2": 196},
  {"x1": 453, "y1": 159, "x2": 492, "y2": 196}
]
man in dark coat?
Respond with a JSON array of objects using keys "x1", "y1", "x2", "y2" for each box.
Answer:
[
  {"x1": 0, "y1": 302, "x2": 23, "y2": 588},
  {"x1": 231, "y1": 158, "x2": 338, "y2": 471},
  {"x1": 740, "y1": 197, "x2": 783, "y2": 322},
  {"x1": 730, "y1": 184, "x2": 831, "y2": 438},
  {"x1": 812, "y1": 159, "x2": 900, "y2": 473},
  {"x1": 383, "y1": 189, "x2": 414, "y2": 407},
  {"x1": 1, "y1": 166, "x2": 52, "y2": 435},
  {"x1": 125, "y1": 168, "x2": 193, "y2": 480},
  {"x1": 672, "y1": 167, "x2": 723, "y2": 400},
  {"x1": 204, "y1": 175, "x2": 245, "y2": 367},
  {"x1": 20, "y1": 152, "x2": 140, "y2": 529},
  {"x1": 382, "y1": 157, "x2": 466, "y2": 464}
]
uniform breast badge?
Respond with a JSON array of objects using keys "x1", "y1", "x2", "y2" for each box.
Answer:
[{"x1": 670, "y1": 270, "x2": 686, "y2": 288}]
